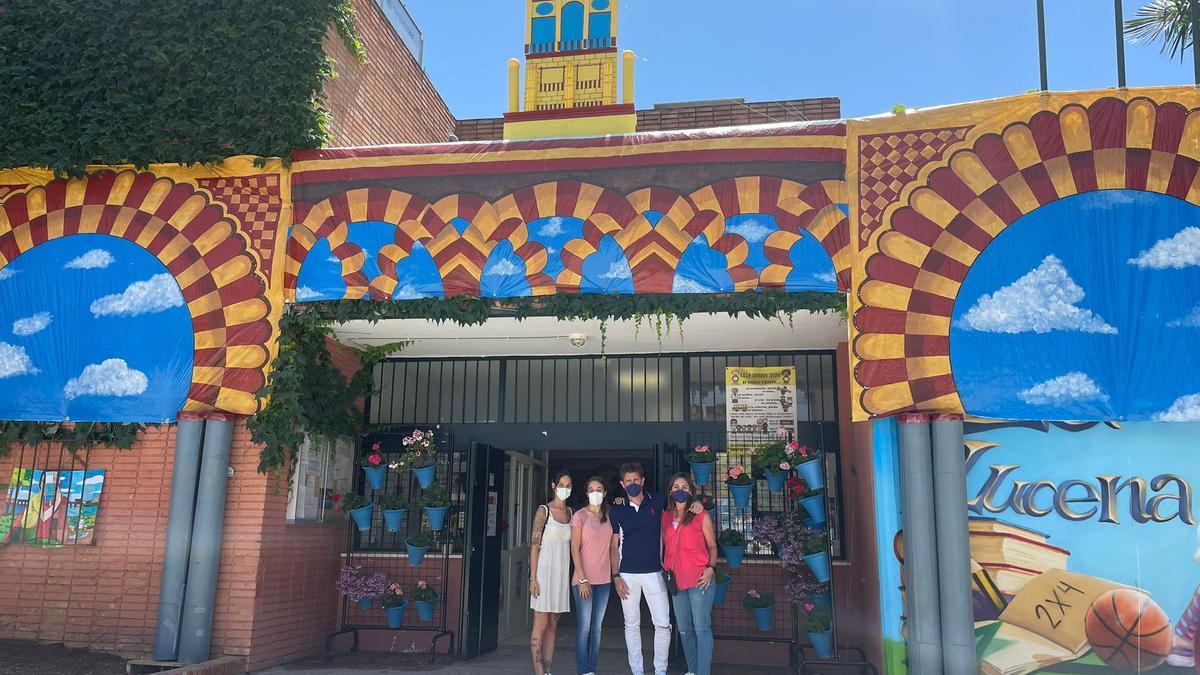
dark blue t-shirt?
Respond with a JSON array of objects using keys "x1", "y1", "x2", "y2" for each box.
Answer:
[{"x1": 610, "y1": 491, "x2": 666, "y2": 574}]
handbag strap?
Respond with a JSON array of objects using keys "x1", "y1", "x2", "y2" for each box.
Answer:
[{"x1": 666, "y1": 509, "x2": 684, "y2": 572}]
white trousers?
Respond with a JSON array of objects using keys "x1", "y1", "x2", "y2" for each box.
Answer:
[{"x1": 618, "y1": 571, "x2": 672, "y2": 675}]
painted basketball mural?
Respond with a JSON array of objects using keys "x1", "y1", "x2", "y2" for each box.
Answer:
[{"x1": 1084, "y1": 589, "x2": 1172, "y2": 672}]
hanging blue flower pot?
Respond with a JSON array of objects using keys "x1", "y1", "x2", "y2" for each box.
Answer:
[
  {"x1": 356, "y1": 597, "x2": 373, "y2": 611},
  {"x1": 383, "y1": 508, "x2": 407, "y2": 533},
  {"x1": 349, "y1": 503, "x2": 374, "y2": 532},
  {"x1": 425, "y1": 506, "x2": 448, "y2": 531},
  {"x1": 721, "y1": 544, "x2": 745, "y2": 569},
  {"x1": 813, "y1": 585, "x2": 832, "y2": 607},
  {"x1": 362, "y1": 465, "x2": 386, "y2": 491},
  {"x1": 728, "y1": 482, "x2": 753, "y2": 508},
  {"x1": 385, "y1": 602, "x2": 408, "y2": 629},
  {"x1": 415, "y1": 600, "x2": 436, "y2": 622},
  {"x1": 414, "y1": 464, "x2": 437, "y2": 489},
  {"x1": 691, "y1": 461, "x2": 714, "y2": 485},
  {"x1": 801, "y1": 494, "x2": 826, "y2": 526},
  {"x1": 804, "y1": 551, "x2": 831, "y2": 583},
  {"x1": 764, "y1": 469, "x2": 787, "y2": 493},
  {"x1": 714, "y1": 578, "x2": 730, "y2": 605},
  {"x1": 751, "y1": 605, "x2": 775, "y2": 632},
  {"x1": 809, "y1": 630, "x2": 834, "y2": 659},
  {"x1": 406, "y1": 540, "x2": 429, "y2": 566},
  {"x1": 797, "y1": 458, "x2": 824, "y2": 490}
]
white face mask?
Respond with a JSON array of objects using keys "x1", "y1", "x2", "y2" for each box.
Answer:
[
  {"x1": 555, "y1": 487, "x2": 572, "y2": 501},
  {"x1": 587, "y1": 491, "x2": 605, "y2": 506}
]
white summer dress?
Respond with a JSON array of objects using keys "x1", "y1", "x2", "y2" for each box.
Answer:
[{"x1": 530, "y1": 504, "x2": 572, "y2": 613}]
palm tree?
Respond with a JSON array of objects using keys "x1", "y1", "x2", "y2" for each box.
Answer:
[{"x1": 1125, "y1": 0, "x2": 1200, "y2": 60}]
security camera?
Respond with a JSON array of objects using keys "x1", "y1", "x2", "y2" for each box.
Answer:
[{"x1": 568, "y1": 333, "x2": 588, "y2": 348}]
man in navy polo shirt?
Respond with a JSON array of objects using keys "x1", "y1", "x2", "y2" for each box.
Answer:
[{"x1": 609, "y1": 462, "x2": 702, "y2": 675}]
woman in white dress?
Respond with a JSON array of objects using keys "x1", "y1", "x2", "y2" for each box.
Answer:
[{"x1": 529, "y1": 469, "x2": 573, "y2": 675}]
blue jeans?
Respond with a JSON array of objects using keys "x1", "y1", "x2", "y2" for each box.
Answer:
[
  {"x1": 573, "y1": 582, "x2": 611, "y2": 674},
  {"x1": 671, "y1": 584, "x2": 715, "y2": 675}
]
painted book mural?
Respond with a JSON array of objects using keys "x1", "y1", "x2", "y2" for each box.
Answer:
[
  {"x1": 1, "y1": 468, "x2": 106, "y2": 546},
  {"x1": 877, "y1": 420, "x2": 1200, "y2": 674}
]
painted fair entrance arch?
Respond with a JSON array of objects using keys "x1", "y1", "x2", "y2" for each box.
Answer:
[
  {"x1": 852, "y1": 96, "x2": 1200, "y2": 420},
  {"x1": 0, "y1": 171, "x2": 273, "y2": 417},
  {"x1": 285, "y1": 177, "x2": 851, "y2": 302}
]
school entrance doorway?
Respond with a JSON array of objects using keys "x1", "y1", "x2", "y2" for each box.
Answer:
[
  {"x1": 496, "y1": 446, "x2": 665, "y2": 646},
  {"x1": 344, "y1": 313, "x2": 846, "y2": 665}
]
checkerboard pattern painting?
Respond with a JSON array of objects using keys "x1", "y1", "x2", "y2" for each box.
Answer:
[
  {"x1": 197, "y1": 174, "x2": 283, "y2": 277},
  {"x1": 857, "y1": 127, "x2": 971, "y2": 249}
]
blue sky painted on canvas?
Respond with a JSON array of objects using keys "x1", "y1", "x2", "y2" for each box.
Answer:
[
  {"x1": 295, "y1": 212, "x2": 840, "y2": 300},
  {"x1": 966, "y1": 423, "x2": 1200, "y2": 624},
  {"x1": 951, "y1": 190, "x2": 1200, "y2": 422},
  {"x1": 0, "y1": 234, "x2": 193, "y2": 422}
]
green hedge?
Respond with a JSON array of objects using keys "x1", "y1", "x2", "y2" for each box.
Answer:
[{"x1": 0, "y1": 0, "x2": 363, "y2": 176}]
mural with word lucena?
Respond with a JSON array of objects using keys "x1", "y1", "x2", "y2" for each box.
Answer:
[{"x1": 878, "y1": 420, "x2": 1200, "y2": 674}]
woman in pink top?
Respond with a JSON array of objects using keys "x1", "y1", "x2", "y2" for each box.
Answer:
[
  {"x1": 570, "y1": 477, "x2": 614, "y2": 675},
  {"x1": 661, "y1": 473, "x2": 718, "y2": 675}
]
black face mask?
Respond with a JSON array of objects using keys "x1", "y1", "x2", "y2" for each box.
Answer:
[{"x1": 624, "y1": 483, "x2": 642, "y2": 498}]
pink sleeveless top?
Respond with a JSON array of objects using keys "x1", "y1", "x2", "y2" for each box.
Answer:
[{"x1": 661, "y1": 510, "x2": 712, "y2": 591}]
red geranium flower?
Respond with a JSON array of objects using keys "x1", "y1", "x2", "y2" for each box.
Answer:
[{"x1": 368, "y1": 453, "x2": 383, "y2": 466}]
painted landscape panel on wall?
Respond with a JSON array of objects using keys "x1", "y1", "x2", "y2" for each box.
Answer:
[
  {"x1": 879, "y1": 421, "x2": 1200, "y2": 674},
  {"x1": 0, "y1": 468, "x2": 106, "y2": 546}
]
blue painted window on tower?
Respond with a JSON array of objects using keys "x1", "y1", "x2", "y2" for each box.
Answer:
[
  {"x1": 531, "y1": 16, "x2": 556, "y2": 53},
  {"x1": 561, "y1": 2, "x2": 585, "y2": 48},
  {"x1": 588, "y1": 12, "x2": 611, "y2": 47}
]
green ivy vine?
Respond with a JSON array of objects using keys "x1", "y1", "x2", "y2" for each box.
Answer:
[
  {"x1": 0, "y1": 0, "x2": 364, "y2": 175},
  {"x1": 250, "y1": 292, "x2": 846, "y2": 477},
  {"x1": 0, "y1": 421, "x2": 154, "y2": 459}
]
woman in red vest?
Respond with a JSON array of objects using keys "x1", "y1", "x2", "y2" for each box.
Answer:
[{"x1": 661, "y1": 473, "x2": 718, "y2": 675}]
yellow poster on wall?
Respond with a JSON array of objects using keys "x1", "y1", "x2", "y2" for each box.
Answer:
[{"x1": 725, "y1": 366, "x2": 798, "y2": 444}]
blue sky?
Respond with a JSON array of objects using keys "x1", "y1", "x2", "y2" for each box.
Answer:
[
  {"x1": 0, "y1": 235, "x2": 193, "y2": 422},
  {"x1": 950, "y1": 190, "x2": 1200, "y2": 422},
  {"x1": 965, "y1": 423, "x2": 1200, "y2": 625},
  {"x1": 404, "y1": 0, "x2": 1195, "y2": 121}
]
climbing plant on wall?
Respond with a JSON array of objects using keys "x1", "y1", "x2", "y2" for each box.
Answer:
[
  {"x1": 0, "y1": 0, "x2": 363, "y2": 175},
  {"x1": 0, "y1": 422, "x2": 154, "y2": 459},
  {"x1": 249, "y1": 292, "x2": 846, "y2": 476}
]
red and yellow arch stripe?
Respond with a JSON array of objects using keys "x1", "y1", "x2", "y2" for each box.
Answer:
[
  {"x1": 853, "y1": 97, "x2": 1200, "y2": 418},
  {"x1": 0, "y1": 171, "x2": 272, "y2": 415}
]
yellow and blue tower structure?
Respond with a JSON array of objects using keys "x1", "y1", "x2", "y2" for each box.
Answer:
[{"x1": 503, "y1": 0, "x2": 637, "y2": 140}]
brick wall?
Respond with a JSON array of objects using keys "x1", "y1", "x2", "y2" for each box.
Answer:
[
  {"x1": 0, "y1": 417, "x2": 349, "y2": 671},
  {"x1": 324, "y1": 0, "x2": 456, "y2": 146},
  {"x1": 454, "y1": 97, "x2": 842, "y2": 141},
  {"x1": 0, "y1": 428, "x2": 176, "y2": 656},
  {"x1": 636, "y1": 98, "x2": 841, "y2": 132}
]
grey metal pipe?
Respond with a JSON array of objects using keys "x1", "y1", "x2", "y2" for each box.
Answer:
[
  {"x1": 932, "y1": 416, "x2": 974, "y2": 675},
  {"x1": 178, "y1": 418, "x2": 234, "y2": 663},
  {"x1": 152, "y1": 419, "x2": 205, "y2": 661},
  {"x1": 899, "y1": 415, "x2": 942, "y2": 675}
]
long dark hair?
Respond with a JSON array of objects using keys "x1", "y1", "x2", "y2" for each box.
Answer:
[
  {"x1": 667, "y1": 472, "x2": 700, "y2": 526},
  {"x1": 550, "y1": 469, "x2": 572, "y2": 504},
  {"x1": 584, "y1": 476, "x2": 610, "y2": 523}
]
